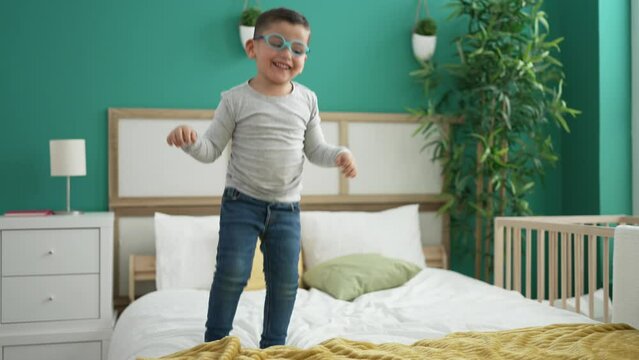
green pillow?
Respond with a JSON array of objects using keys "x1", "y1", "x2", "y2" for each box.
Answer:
[{"x1": 302, "y1": 253, "x2": 422, "y2": 301}]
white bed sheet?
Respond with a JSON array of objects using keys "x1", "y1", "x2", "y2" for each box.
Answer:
[{"x1": 108, "y1": 268, "x2": 596, "y2": 360}]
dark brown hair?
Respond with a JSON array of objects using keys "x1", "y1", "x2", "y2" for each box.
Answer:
[{"x1": 254, "y1": 8, "x2": 310, "y2": 38}]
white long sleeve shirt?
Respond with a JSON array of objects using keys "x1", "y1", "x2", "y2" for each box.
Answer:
[{"x1": 183, "y1": 81, "x2": 348, "y2": 202}]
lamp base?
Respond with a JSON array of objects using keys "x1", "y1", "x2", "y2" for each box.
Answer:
[
  {"x1": 54, "y1": 210, "x2": 83, "y2": 216},
  {"x1": 56, "y1": 176, "x2": 82, "y2": 215}
]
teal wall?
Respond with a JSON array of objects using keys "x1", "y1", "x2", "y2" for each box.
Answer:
[
  {"x1": 550, "y1": 0, "x2": 632, "y2": 216},
  {"x1": 598, "y1": 0, "x2": 632, "y2": 215},
  {"x1": 0, "y1": 0, "x2": 463, "y2": 213},
  {"x1": 548, "y1": 0, "x2": 601, "y2": 215}
]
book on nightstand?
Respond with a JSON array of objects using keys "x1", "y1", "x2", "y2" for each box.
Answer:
[{"x1": 4, "y1": 209, "x2": 54, "y2": 216}]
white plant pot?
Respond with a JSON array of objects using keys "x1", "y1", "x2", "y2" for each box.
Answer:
[
  {"x1": 412, "y1": 33, "x2": 437, "y2": 61},
  {"x1": 239, "y1": 25, "x2": 255, "y2": 48}
]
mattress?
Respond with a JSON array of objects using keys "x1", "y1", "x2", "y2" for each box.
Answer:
[{"x1": 108, "y1": 268, "x2": 595, "y2": 360}]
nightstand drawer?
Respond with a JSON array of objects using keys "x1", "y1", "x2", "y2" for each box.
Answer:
[
  {"x1": 2, "y1": 274, "x2": 99, "y2": 323},
  {"x1": 3, "y1": 341, "x2": 101, "y2": 360},
  {"x1": 1, "y1": 229, "x2": 99, "y2": 276}
]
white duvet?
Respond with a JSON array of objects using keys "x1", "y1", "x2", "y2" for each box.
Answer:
[{"x1": 108, "y1": 268, "x2": 596, "y2": 360}]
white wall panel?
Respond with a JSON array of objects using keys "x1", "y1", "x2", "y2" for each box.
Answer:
[
  {"x1": 300, "y1": 122, "x2": 340, "y2": 195},
  {"x1": 348, "y1": 123, "x2": 441, "y2": 194},
  {"x1": 118, "y1": 217, "x2": 156, "y2": 297},
  {"x1": 118, "y1": 119, "x2": 228, "y2": 197},
  {"x1": 419, "y1": 212, "x2": 443, "y2": 246}
]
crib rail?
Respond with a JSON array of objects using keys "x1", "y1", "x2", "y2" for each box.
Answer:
[{"x1": 494, "y1": 215, "x2": 639, "y2": 322}]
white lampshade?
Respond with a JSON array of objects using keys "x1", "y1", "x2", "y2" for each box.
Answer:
[{"x1": 50, "y1": 139, "x2": 86, "y2": 177}]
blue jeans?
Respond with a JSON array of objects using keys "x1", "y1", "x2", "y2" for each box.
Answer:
[{"x1": 205, "y1": 187, "x2": 301, "y2": 348}]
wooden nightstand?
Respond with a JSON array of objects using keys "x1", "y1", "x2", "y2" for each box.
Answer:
[{"x1": 0, "y1": 213, "x2": 114, "y2": 360}]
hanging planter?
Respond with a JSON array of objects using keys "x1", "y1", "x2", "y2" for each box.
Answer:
[
  {"x1": 239, "y1": 2, "x2": 261, "y2": 49},
  {"x1": 239, "y1": 23, "x2": 256, "y2": 47},
  {"x1": 412, "y1": 0, "x2": 437, "y2": 61}
]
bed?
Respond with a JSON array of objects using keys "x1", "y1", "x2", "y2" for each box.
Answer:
[
  {"x1": 110, "y1": 266, "x2": 604, "y2": 359},
  {"x1": 106, "y1": 109, "x2": 639, "y2": 359}
]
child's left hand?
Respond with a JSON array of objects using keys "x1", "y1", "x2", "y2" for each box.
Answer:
[{"x1": 336, "y1": 152, "x2": 357, "y2": 178}]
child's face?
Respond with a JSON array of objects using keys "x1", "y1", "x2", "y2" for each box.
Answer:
[{"x1": 247, "y1": 21, "x2": 310, "y2": 87}]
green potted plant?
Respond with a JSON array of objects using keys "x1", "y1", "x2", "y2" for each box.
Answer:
[
  {"x1": 414, "y1": 0, "x2": 579, "y2": 280},
  {"x1": 412, "y1": 17, "x2": 437, "y2": 61},
  {"x1": 239, "y1": 6, "x2": 261, "y2": 48}
]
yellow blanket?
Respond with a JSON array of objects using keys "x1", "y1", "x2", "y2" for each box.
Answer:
[{"x1": 139, "y1": 323, "x2": 639, "y2": 360}]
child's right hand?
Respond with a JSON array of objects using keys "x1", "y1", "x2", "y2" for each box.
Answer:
[{"x1": 167, "y1": 125, "x2": 198, "y2": 147}]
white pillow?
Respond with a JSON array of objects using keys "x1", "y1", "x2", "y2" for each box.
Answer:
[
  {"x1": 300, "y1": 204, "x2": 425, "y2": 270},
  {"x1": 154, "y1": 212, "x2": 220, "y2": 290}
]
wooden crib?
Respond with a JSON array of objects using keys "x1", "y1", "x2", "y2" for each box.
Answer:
[{"x1": 494, "y1": 215, "x2": 639, "y2": 322}]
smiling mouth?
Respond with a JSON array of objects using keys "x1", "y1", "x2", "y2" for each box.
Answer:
[{"x1": 272, "y1": 61, "x2": 291, "y2": 70}]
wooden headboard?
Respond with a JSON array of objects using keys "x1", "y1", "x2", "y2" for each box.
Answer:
[{"x1": 108, "y1": 108, "x2": 459, "y2": 304}]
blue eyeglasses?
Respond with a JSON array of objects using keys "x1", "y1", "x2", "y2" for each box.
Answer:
[{"x1": 254, "y1": 33, "x2": 310, "y2": 57}]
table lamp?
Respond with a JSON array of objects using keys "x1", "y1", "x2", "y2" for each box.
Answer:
[{"x1": 50, "y1": 139, "x2": 86, "y2": 215}]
